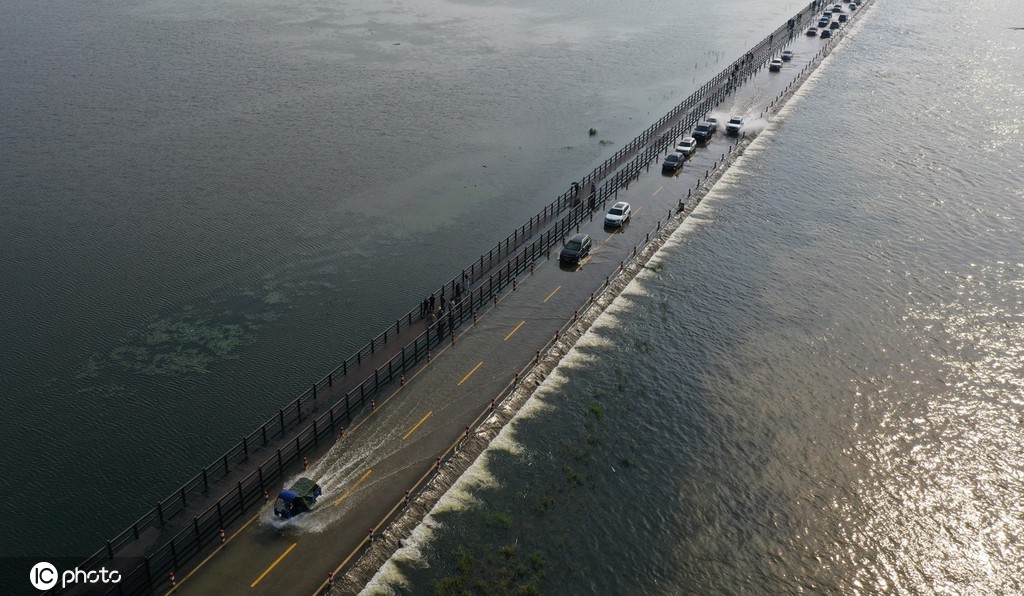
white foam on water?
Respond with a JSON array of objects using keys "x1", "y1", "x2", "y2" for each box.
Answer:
[
  {"x1": 359, "y1": 515, "x2": 447, "y2": 596},
  {"x1": 428, "y1": 455, "x2": 498, "y2": 515}
]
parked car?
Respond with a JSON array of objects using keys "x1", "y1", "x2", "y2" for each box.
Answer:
[
  {"x1": 781, "y1": 50, "x2": 794, "y2": 61},
  {"x1": 820, "y1": 28, "x2": 832, "y2": 38},
  {"x1": 830, "y1": 21, "x2": 841, "y2": 29},
  {"x1": 806, "y1": 27, "x2": 819, "y2": 36},
  {"x1": 832, "y1": 4, "x2": 843, "y2": 12},
  {"x1": 838, "y1": 13, "x2": 848, "y2": 22},
  {"x1": 675, "y1": 136, "x2": 698, "y2": 157},
  {"x1": 604, "y1": 202, "x2": 632, "y2": 228},
  {"x1": 560, "y1": 234, "x2": 592, "y2": 265},
  {"x1": 662, "y1": 152, "x2": 684, "y2": 173},
  {"x1": 693, "y1": 121, "x2": 716, "y2": 142},
  {"x1": 769, "y1": 58, "x2": 783, "y2": 72},
  {"x1": 818, "y1": 17, "x2": 830, "y2": 28}
]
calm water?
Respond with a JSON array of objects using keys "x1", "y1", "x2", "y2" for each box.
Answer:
[
  {"x1": 0, "y1": 0, "x2": 816, "y2": 562},
  {"x1": 366, "y1": 0, "x2": 1024, "y2": 593}
]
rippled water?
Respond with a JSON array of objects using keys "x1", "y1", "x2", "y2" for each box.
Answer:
[
  {"x1": 0, "y1": 0, "x2": 819, "y2": 562},
  {"x1": 366, "y1": 0, "x2": 1024, "y2": 593}
]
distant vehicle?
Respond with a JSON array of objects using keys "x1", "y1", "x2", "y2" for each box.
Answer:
[
  {"x1": 832, "y1": 4, "x2": 843, "y2": 12},
  {"x1": 849, "y1": 3, "x2": 857, "y2": 10},
  {"x1": 706, "y1": 116, "x2": 720, "y2": 131},
  {"x1": 806, "y1": 27, "x2": 819, "y2": 36},
  {"x1": 781, "y1": 50, "x2": 794, "y2": 61},
  {"x1": 675, "y1": 136, "x2": 698, "y2": 157},
  {"x1": 820, "y1": 28, "x2": 832, "y2": 38},
  {"x1": 838, "y1": 13, "x2": 848, "y2": 22},
  {"x1": 818, "y1": 17, "x2": 830, "y2": 28},
  {"x1": 821, "y1": 10, "x2": 832, "y2": 19},
  {"x1": 693, "y1": 121, "x2": 716, "y2": 142},
  {"x1": 662, "y1": 153, "x2": 684, "y2": 173},
  {"x1": 725, "y1": 116, "x2": 744, "y2": 136},
  {"x1": 604, "y1": 202, "x2": 632, "y2": 227},
  {"x1": 769, "y1": 58, "x2": 783, "y2": 72},
  {"x1": 560, "y1": 233, "x2": 592, "y2": 265},
  {"x1": 830, "y1": 21, "x2": 841, "y2": 29},
  {"x1": 274, "y1": 477, "x2": 323, "y2": 519}
]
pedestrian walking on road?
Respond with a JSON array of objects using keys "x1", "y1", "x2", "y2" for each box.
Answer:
[
  {"x1": 429, "y1": 294, "x2": 435, "y2": 314},
  {"x1": 440, "y1": 294, "x2": 446, "y2": 313},
  {"x1": 463, "y1": 273, "x2": 470, "y2": 294}
]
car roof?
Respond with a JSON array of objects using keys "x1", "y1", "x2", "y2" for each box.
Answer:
[
  {"x1": 612, "y1": 201, "x2": 629, "y2": 209},
  {"x1": 682, "y1": 136, "x2": 695, "y2": 142},
  {"x1": 570, "y1": 233, "x2": 589, "y2": 242}
]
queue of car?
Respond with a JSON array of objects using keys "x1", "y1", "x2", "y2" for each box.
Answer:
[{"x1": 563, "y1": 0, "x2": 864, "y2": 269}]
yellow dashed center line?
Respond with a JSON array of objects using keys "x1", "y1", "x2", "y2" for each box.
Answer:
[
  {"x1": 543, "y1": 286, "x2": 561, "y2": 303},
  {"x1": 504, "y1": 320, "x2": 526, "y2": 341},
  {"x1": 576, "y1": 255, "x2": 592, "y2": 271},
  {"x1": 401, "y1": 411, "x2": 433, "y2": 441},
  {"x1": 333, "y1": 469, "x2": 373, "y2": 506},
  {"x1": 251, "y1": 543, "x2": 297, "y2": 588},
  {"x1": 458, "y1": 361, "x2": 483, "y2": 386},
  {"x1": 653, "y1": 186, "x2": 663, "y2": 196},
  {"x1": 165, "y1": 513, "x2": 261, "y2": 594}
]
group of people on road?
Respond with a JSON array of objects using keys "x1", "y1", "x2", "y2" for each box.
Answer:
[{"x1": 419, "y1": 273, "x2": 473, "y2": 323}]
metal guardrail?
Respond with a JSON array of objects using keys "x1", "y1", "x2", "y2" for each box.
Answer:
[{"x1": 73, "y1": 0, "x2": 865, "y2": 592}]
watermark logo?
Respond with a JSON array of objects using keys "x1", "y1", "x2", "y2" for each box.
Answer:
[
  {"x1": 29, "y1": 562, "x2": 58, "y2": 590},
  {"x1": 28, "y1": 561, "x2": 121, "y2": 591}
]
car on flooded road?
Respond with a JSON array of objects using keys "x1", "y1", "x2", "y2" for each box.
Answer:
[
  {"x1": 726, "y1": 116, "x2": 744, "y2": 136},
  {"x1": 675, "y1": 136, "x2": 697, "y2": 157},
  {"x1": 769, "y1": 58, "x2": 783, "y2": 71},
  {"x1": 693, "y1": 121, "x2": 716, "y2": 142},
  {"x1": 662, "y1": 152, "x2": 684, "y2": 173},
  {"x1": 781, "y1": 50, "x2": 794, "y2": 61},
  {"x1": 604, "y1": 202, "x2": 631, "y2": 228},
  {"x1": 560, "y1": 233, "x2": 592, "y2": 266}
]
